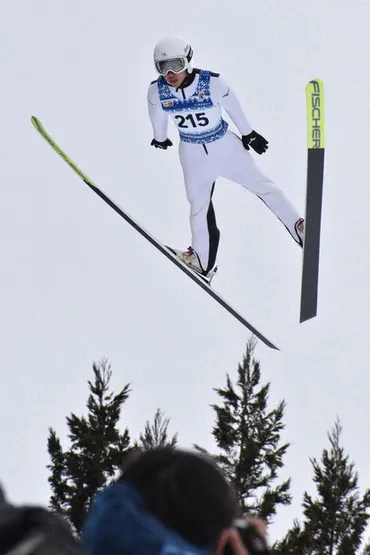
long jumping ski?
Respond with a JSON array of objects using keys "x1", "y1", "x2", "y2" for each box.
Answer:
[
  {"x1": 31, "y1": 117, "x2": 279, "y2": 350},
  {"x1": 300, "y1": 79, "x2": 325, "y2": 323}
]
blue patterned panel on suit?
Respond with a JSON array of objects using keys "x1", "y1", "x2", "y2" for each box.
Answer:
[{"x1": 157, "y1": 70, "x2": 228, "y2": 144}]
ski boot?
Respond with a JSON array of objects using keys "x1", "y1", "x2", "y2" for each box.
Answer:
[
  {"x1": 168, "y1": 246, "x2": 218, "y2": 285},
  {"x1": 295, "y1": 218, "x2": 305, "y2": 247}
]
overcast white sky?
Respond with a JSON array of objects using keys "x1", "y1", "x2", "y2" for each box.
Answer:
[{"x1": 1, "y1": 0, "x2": 370, "y2": 543}]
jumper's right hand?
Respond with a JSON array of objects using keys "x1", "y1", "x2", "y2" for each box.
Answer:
[{"x1": 151, "y1": 138, "x2": 173, "y2": 150}]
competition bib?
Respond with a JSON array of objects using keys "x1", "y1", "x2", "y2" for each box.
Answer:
[{"x1": 157, "y1": 70, "x2": 228, "y2": 144}]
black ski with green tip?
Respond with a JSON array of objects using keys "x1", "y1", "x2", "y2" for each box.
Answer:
[
  {"x1": 300, "y1": 79, "x2": 325, "y2": 323},
  {"x1": 31, "y1": 116, "x2": 279, "y2": 350}
]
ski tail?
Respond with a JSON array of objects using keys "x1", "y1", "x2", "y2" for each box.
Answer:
[{"x1": 300, "y1": 79, "x2": 325, "y2": 323}]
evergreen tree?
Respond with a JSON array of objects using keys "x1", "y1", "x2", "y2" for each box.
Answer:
[
  {"x1": 273, "y1": 521, "x2": 311, "y2": 554},
  {"x1": 47, "y1": 359, "x2": 131, "y2": 533},
  {"x1": 139, "y1": 408, "x2": 178, "y2": 449},
  {"x1": 274, "y1": 419, "x2": 370, "y2": 555},
  {"x1": 211, "y1": 338, "x2": 291, "y2": 522}
]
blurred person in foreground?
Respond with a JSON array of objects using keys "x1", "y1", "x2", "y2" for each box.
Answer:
[
  {"x1": 83, "y1": 447, "x2": 270, "y2": 555},
  {"x1": 0, "y1": 486, "x2": 84, "y2": 555}
]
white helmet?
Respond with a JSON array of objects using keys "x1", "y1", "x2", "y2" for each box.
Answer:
[{"x1": 153, "y1": 37, "x2": 193, "y2": 76}]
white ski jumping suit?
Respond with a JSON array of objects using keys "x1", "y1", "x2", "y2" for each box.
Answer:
[{"x1": 147, "y1": 69, "x2": 301, "y2": 271}]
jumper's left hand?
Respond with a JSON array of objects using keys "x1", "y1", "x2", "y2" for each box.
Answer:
[{"x1": 242, "y1": 131, "x2": 269, "y2": 155}]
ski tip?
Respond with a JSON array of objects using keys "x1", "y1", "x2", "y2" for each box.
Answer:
[
  {"x1": 306, "y1": 79, "x2": 325, "y2": 150},
  {"x1": 306, "y1": 77, "x2": 323, "y2": 87},
  {"x1": 31, "y1": 116, "x2": 41, "y2": 130}
]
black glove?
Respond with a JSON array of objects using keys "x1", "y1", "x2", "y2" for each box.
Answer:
[
  {"x1": 242, "y1": 131, "x2": 269, "y2": 155},
  {"x1": 151, "y1": 138, "x2": 173, "y2": 150}
]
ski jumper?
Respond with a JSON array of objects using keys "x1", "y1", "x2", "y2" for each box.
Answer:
[{"x1": 147, "y1": 69, "x2": 301, "y2": 271}]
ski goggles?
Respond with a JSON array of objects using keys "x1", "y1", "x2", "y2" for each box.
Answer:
[{"x1": 155, "y1": 57, "x2": 187, "y2": 76}]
